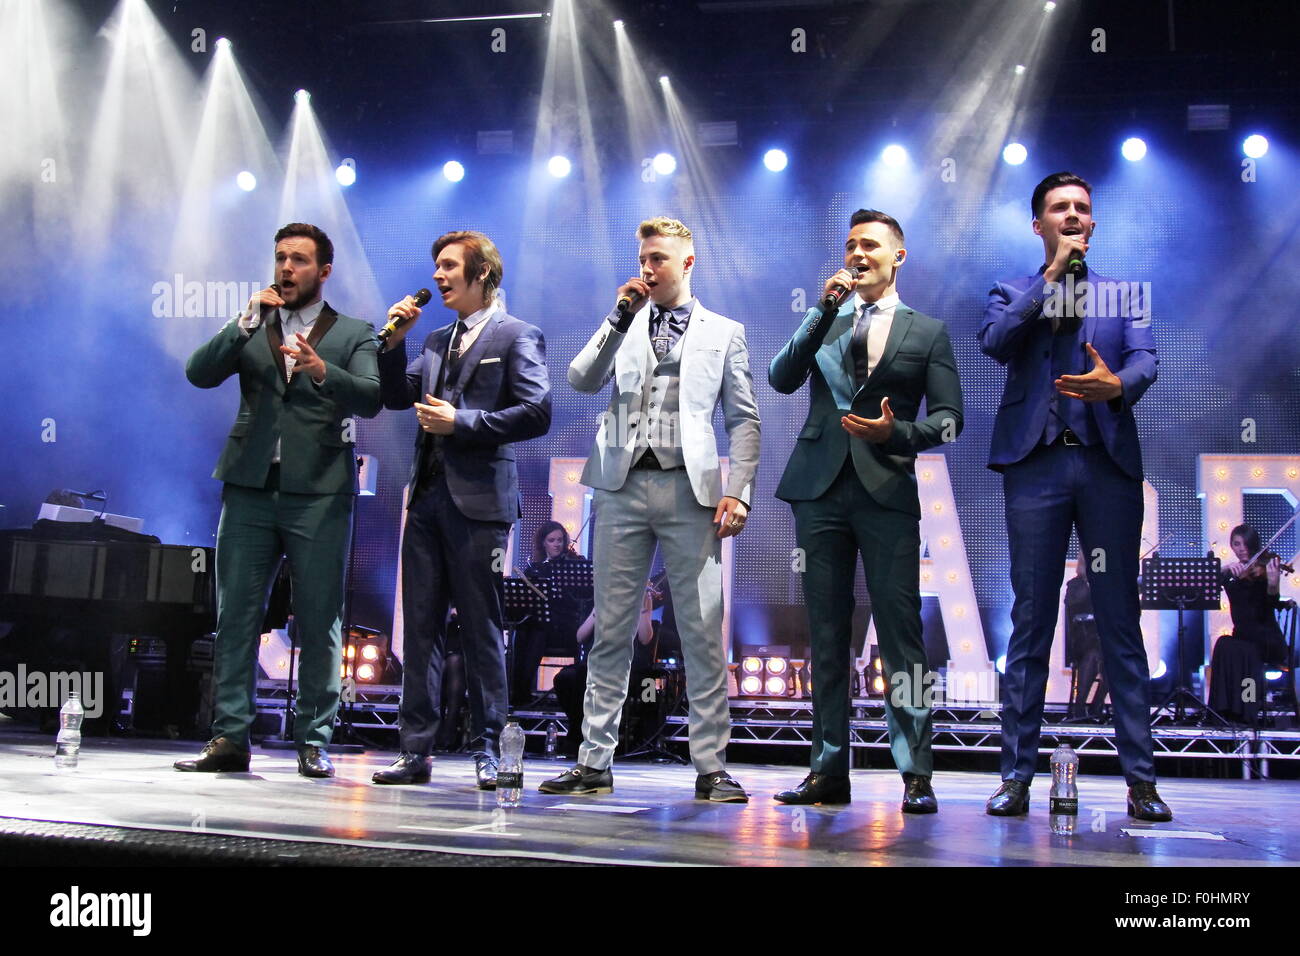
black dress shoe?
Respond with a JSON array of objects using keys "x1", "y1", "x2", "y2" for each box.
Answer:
[
  {"x1": 1127, "y1": 781, "x2": 1173, "y2": 821},
  {"x1": 297, "y1": 746, "x2": 335, "y2": 778},
  {"x1": 986, "y1": 779, "x2": 1030, "y2": 816},
  {"x1": 773, "y1": 772, "x2": 851, "y2": 805},
  {"x1": 173, "y1": 736, "x2": 251, "y2": 773},
  {"x1": 902, "y1": 773, "x2": 938, "y2": 814},
  {"x1": 475, "y1": 754, "x2": 499, "y2": 790},
  {"x1": 696, "y1": 770, "x2": 749, "y2": 803},
  {"x1": 372, "y1": 752, "x2": 432, "y2": 785},
  {"x1": 538, "y1": 764, "x2": 613, "y2": 795}
]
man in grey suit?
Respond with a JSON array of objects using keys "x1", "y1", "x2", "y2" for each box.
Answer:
[
  {"x1": 539, "y1": 217, "x2": 761, "y2": 802},
  {"x1": 769, "y1": 209, "x2": 963, "y2": 812}
]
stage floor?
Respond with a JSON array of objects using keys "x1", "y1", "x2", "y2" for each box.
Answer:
[{"x1": 1, "y1": 730, "x2": 1296, "y2": 867}]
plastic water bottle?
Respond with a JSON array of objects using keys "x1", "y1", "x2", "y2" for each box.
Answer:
[
  {"x1": 496, "y1": 720, "x2": 525, "y2": 807},
  {"x1": 1049, "y1": 742, "x2": 1079, "y2": 834},
  {"x1": 544, "y1": 720, "x2": 559, "y2": 757},
  {"x1": 55, "y1": 692, "x2": 84, "y2": 770}
]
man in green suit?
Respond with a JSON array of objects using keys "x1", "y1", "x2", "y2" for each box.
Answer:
[
  {"x1": 175, "y1": 223, "x2": 382, "y2": 778},
  {"x1": 769, "y1": 209, "x2": 963, "y2": 812}
]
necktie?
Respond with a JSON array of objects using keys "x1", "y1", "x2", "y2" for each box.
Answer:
[
  {"x1": 651, "y1": 307, "x2": 674, "y2": 360},
  {"x1": 448, "y1": 320, "x2": 468, "y2": 363},
  {"x1": 850, "y1": 302, "x2": 876, "y2": 385}
]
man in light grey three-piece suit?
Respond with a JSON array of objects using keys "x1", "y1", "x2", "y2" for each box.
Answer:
[{"x1": 538, "y1": 217, "x2": 761, "y2": 802}]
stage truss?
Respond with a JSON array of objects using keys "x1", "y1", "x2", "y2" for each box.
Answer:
[{"x1": 246, "y1": 683, "x2": 1300, "y2": 765}]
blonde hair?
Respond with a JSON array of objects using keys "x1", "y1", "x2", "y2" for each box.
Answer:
[{"x1": 637, "y1": 217, "x2": 693, "y2": 243}]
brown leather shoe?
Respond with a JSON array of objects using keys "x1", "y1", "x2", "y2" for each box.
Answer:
[
  {"x1": 174, "y1": 736, "x2": 251, "y2": 773},
  {"x1": 297, "y1": 746, "x2": 335, "y2": 778}
]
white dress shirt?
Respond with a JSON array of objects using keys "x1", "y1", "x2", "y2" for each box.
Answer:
[{"x1": 851, "y1": 291, "x2": 900, "y2": 378}]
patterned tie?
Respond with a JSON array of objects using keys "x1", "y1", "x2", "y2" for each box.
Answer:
[{"x1": 651, "y1": 307, "x2": 674, "y2": 360}]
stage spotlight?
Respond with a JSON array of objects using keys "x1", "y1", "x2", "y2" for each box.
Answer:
[
  {"x1": 652, "y1": 152, "x2": 677, "y2": 175},
  {"x1": 1265, "y1": 669, "x2": 1283, "y2": 681},
  {"x1": 335, "y1": 163, "x2": 356, "y2": 187},
  {"x1": 872, "y1": 675, "x2": 885, "y2": 694},
  {"x1": 765, "y1": 676, "x2": 788, "y2": 696},
  {"x1": 1243, "y1": 134, "x2": 1269, "y2": 158},
  {"x1": 236, "y1": 170, "x2": 257, "y2": 192},
  {"x1": 741, "y1": 656, "x2": 763, "y2": 676},
  {"x1": 295, "y1": 89, "x2": 310, "y2": 104},
  {"x1": 1044, "y1": 1, "x2": 1056, "y2": 10},
  {"x1": 357, "y1": 663, "x2": 377, "y2": 682},
  {"x1": 548, "y1": 154, "x2": 572, "y2": 178},
  {"x1": 1014, "y1": 64, "x2": 1026, "y2": 75},
  {"x1": 740, "y1": 674, "x2": 763, "y2": 695},
  {"x1": 1121, "y1": 137, "x2": 1147, "y2": 161},
  {"x1": 1150, "y1": 660, "x2": 1167, "y2": 680},
  {"x1": 215, "y1": 37, "x2": 231, "y2": 51},
  {"x1": 763, "y1": 148, "x2": 788, "y2": 172},
  {"x1": 995, "y1": 654, "x2": 1007, "y2": 674},
  {"x1": 658, "y1": 75, "x2": 670, "y2": 86},
  {"x1": 1002, "y1": 142, "x2": 1028, "y2": 166},
  {"x1": 613, "y1": 19, "x2": 624, "y2": 29},
  {"x1": 361, "y1": 645, "x2": 380, "y2": 663},
  {"x1": 443, "y1": 160, "x2": 466, "y2": 182},
  {"x1": 881, "y1": 144, "x2": 908, "y2": 167},
  {"x1": 766, "y1": 657, "x2": 789, "y2": 676}
]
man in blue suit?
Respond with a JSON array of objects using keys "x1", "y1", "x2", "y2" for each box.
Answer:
[
  {"x1": 371, "y1": 231, "x2": 551, "y2": 789},
  {"x1": 770, "y1": 209, "x2": 963, "y2": 813},
  {"x1": 981, "y1": 171, "x2": 1171, "y2": 821}
]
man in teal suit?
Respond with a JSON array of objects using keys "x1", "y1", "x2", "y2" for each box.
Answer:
[
  {"x1": 769, "y1": 209, "x2": 963, "y2": 812},
  {"x1": 176, "y1": 223, "x2": 381, "y2": 778}
]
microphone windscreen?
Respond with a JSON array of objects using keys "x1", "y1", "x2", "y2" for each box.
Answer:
[{"x1": 413, "y1": 287, "x2": 433, "y2": 307}]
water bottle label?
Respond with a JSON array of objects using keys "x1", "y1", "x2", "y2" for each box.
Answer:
[
  {"x1": 496, "y1": 772, "x2": 523, "y2": 789},
  {"x1": 1049, "y1": 797, "x2": 1078, "y2": 815}
]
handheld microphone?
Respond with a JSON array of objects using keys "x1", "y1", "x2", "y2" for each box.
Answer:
[
  {"x1": 1067, "y1": 255, "x2": 1085, "y2": 277},
  {"x1": 616, "y1": 289, "x2": 639, "y2": 316},
  {"x1": 820, "y1": 266, "x2": 861, "y2": 312},
  {"x1": 377, "y1": 288, "x2": 434, "y2": 343}
]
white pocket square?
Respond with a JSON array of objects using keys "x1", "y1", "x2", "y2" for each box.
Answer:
[{"x1": 478, "y1": 356, "x2": 502, "y2": 365}]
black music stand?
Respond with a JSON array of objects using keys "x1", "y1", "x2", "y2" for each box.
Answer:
[
  {"x1": 503, "y1": 577, "x2": 551, "y2": 706},
  {"x1": 1141, "y1": 552, "x2": 1224, "y2": 725},
  {"x1": 621, "y1": 660, "x2": 688, "y2": 764},
  {"x1": 540, "y1": 559, "x2": 594, "y2": 661}
]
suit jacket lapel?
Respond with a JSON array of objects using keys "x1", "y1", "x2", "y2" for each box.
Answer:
[
  {"x1": 426, "y1": 324, "x2": 454, "y2": 398},
  {"x1": 444, "y1": 312, "x2": 504, "y2": 405},
  {"x1": 304, "y1": 303, "x2": 338, "y2": 351},
  {"x1": 865, "y1": 305, "x2": 915, "y2": 389},
  {"x1": 675, "y1": 301, "x2": 706, "y2": 377},
  {"x1": 264, "y1": 311, "x2": 289, "y2": 387}
]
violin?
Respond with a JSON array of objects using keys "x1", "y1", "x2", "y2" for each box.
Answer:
[{"x1": 1237, "y1": 549, "x2": 1294, "y2": 580}]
